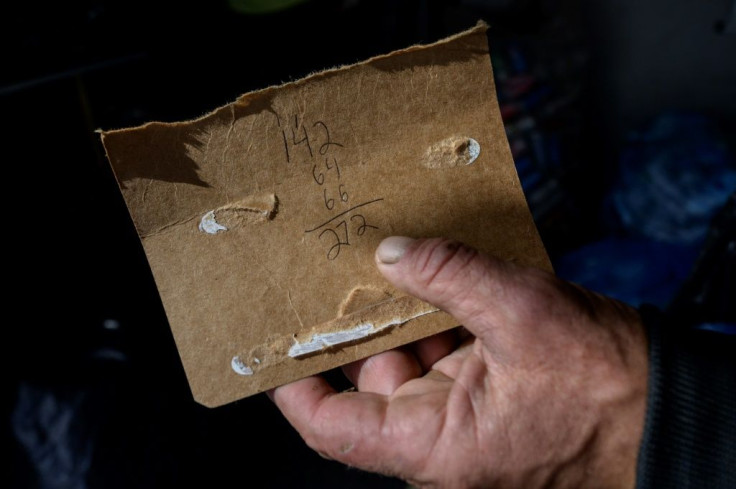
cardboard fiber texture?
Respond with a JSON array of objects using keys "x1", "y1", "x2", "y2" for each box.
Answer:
[{"x1": 101, "y1": 22, "x2": 551, "y2": 407}]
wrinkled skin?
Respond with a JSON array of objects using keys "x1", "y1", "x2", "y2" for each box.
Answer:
[{"x1": 271, "y1": 237, "x2": 648, "y2": 489}]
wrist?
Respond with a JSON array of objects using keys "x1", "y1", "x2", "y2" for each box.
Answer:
[{"x1": 592, "y1": 308, "x2": 649, "y2": 489}]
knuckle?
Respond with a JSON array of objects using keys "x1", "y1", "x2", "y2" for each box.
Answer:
[
  {"x1": 303, "y1": 430, "x2": 340, "y2": 462},
  {"x1": 301, "y1": 428, "x2": 322, "y2": 452}
]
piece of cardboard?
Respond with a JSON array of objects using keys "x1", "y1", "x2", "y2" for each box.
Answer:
[{"x1": 101, "y1": 22, "x2": 551, "y2": 407}]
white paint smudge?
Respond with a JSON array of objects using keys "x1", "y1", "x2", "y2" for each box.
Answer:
[
  {"x1": 466, "y1": 138, "x2": 480, "y2": 165},
  {"x1": 231, "y1": 356, "x2": 253, "y2": 375},
  {"x1": 288, "y1": 309, "x2": 438, "y2": 358},
  {"x1": 199, "y1": 210, "x2": 227, "y2": 234}
]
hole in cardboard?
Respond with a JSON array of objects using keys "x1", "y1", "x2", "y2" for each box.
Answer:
[{"x1": 424, "y1": 136, "x2": 480, "y2": 168}]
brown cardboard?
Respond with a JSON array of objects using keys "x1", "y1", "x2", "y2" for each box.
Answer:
[{"x1": 100, "y1": 22, "x2": 551, "y2": 407}]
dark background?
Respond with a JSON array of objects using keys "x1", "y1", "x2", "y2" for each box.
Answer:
[{"x1": 5, "y1": 1, "x2": 735, "y2": 487}]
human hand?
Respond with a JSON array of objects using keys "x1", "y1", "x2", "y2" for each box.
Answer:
[{"x1": 272, "y1": 237, "x2": 649, "y2": 489}]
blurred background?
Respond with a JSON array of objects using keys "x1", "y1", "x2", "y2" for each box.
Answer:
[{"x1": 4, "y1": 0, "x2": 735, "y2": 487}]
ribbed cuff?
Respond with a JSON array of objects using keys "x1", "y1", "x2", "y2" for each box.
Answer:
[{"x1": 636, "y1": 305, "x2": 736, "y2": 489}]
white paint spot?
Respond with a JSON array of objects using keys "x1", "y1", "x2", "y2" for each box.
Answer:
[
  {"x1": 288, "y1": 309, "x2": 438, "y2": 358},
  {"x1": 253, "y1": 357, "x2": 261, "y2": 364},
  {"x1": 289, "y1": 324, "x2": 373, "y2": 357},
  {"x1": 231, "y1": 356, "x2": 253, "y2": 375},
  {"x1": 466, "y1": 138, "x2": 480, "y2": 165},
  {"x1": 199, "y1": 210, "x2": 227, "y2": 234}
]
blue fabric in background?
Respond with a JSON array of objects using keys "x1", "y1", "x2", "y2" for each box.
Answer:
[
  {"x1": 553, "y1": 112, "x2": 736, "y2": 309},
  {"x1": 554, "y1": 238, "x2": 700, "y2": 308}
]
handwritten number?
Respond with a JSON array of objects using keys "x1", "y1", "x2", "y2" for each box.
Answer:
[
  {"x1": 324, "y1": 189, "x2": 335, "y2": 210},
  {"x1": 323, "y1": 185, "x2": 347, "y2": 210},
  {"x1": 319, "y1": 221, "x2": 349, "y2": 260},
  {"x1": 351, "y1": 214, "x2": 378, "y2": 236},
  {"x1": 280, "y1": 114, "x2": 379, "y2": 260},
  {"x1": 339, "y1": 184, "x2": 349, "y2": 202},
  {"x1": 281, "y1": 116, "x2": 342, "y2": 164},
  {"x1": 312, "y1": 165, "x2": 324, "y2": 185},
  {"x1": 318, "y1": 228, "x2": 341, "y2": 260},
  {"x1": 280, "y1": 130, "x2": 290, "y2": 163},
  {"x1": 276, "y1": 115, "x2": 290, "y2": 163},
  {"x1": 314, "y1": 121, "x2": 344, "y2": 155},
  {"x1": 292, "y1": 116, "x2": 313, "y2": 158},
  {"x1": 324, "y1": 157, "x2": 340, "y2": 178}
]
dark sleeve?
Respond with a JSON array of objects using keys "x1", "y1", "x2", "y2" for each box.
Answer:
[{"x1": 636, "y1": 306, "x2": 736, "y2": 489}]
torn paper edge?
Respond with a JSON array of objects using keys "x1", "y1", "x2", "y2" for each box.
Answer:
[
  {"x1": 99, "y1": 21, "x2": 488, "y2": 137},
  {"x1": 100, "y1": 22, "x2": 488, "y2": 237}
]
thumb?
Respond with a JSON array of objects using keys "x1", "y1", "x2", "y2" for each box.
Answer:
[{"x1": 374, "y1": 236, "x2": 549, "y2": 344}]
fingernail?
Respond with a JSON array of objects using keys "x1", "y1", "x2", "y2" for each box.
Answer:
[{"x1": 376, "y1": 236, "x2": 415, "y2": 264}]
